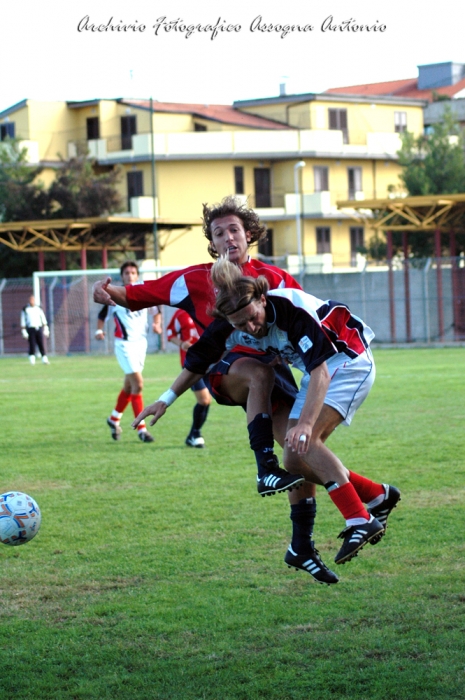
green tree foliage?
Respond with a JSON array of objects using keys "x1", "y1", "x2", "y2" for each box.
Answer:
[
  {"x1": 48, "y1": 155, "x2": 122, "y2": 219},
  {"x1": 0, "y1": 140, "x2": 49, "y2": 222},
  {"x1": 397, "y1": 110, "x2": 465, "y2": 196}
]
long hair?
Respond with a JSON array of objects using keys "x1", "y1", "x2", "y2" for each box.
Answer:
[
  {"x1": 202, "y1": 195, "x2": 268, "y2": 259},
  {"x1": 210, "y1": 257, "x2": 269, "y2": 320}
]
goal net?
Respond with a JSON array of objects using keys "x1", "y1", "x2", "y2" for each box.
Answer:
[{"x1": 33, "y1": 266, "x2": 181, "y2": 356}]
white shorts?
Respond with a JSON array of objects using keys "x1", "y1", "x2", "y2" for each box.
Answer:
[
  {"x1": 114, "y1": 338, "x2": 147, "y2": 375},
  {"x1": 289, "y1": 347, "x2": 375, "y2": 426}
]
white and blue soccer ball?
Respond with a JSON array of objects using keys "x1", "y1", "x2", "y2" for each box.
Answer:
[{"x1": 0, "y1": 491, "x2": 42, "y2": 546}]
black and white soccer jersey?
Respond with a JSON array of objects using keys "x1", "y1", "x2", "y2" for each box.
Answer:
[
  {"x1": 184, "y1": 288, "x2": 374, "y2": 377},
  {"x1": 98, "y1": 304, "x2": 151, "y2": 343}
]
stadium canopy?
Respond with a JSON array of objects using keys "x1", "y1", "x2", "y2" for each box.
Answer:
[
  {"x1": 337, "y1": 192, "x2": 465, "y2": 343},
  {"x1": 0, "y1": 215, "x2": 197, "y2": 269}
]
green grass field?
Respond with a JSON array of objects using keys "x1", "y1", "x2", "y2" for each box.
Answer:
[{"x1": 1, "y1": 349, "x2": 464, "y2": 699}]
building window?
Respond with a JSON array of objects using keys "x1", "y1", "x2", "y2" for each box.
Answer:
[
  {"x1": 86, "y1": 117, "x2": 100, "y2": 140},
  {"x1": 234, "y1": 166, "x2": 244, "y2": 195},
  {"x1": 121, "y1": 115, "x2": 137, "y2": 150},
  {"x1": 350, "y1": 227, "x2": 365, "y2": 266},
  {"x1": 194, "y1": 122, "x2": 207, "y2": 131},
  {"x1": 348, "y1": 167, "x2": 362, "y2": 200},
  {"x1": 328, "y1": 108, "x2": 348, "y2": 144},
  {"x1": 127, "y1": 171, "x2": 143, "y2": 210},
  {"x1": 394, "y1": 111, "x2": 407, "y2": 133},
  {"x1": 0, "y1": 122, "x2": 15, "y2": 140},
  {"x1": 316, "y1": 227, "x2": 331, "y2": 254},
  {"x1": 314, "y1": 166, "x2": 329, "y2": 192},
  {"x1": 254, "y1": 168, "x2": 271, "y2": 208},
  {"x1": 258, "y1": 229, "x2": 273, "y2": 258}
]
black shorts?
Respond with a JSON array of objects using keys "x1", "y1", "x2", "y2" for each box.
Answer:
[
  {"x1": 191, "y1": 377, "x2": 207, "y2": 392},
  {"x1": 204, "y1": 352, "x2": 298, "y2": 410}
]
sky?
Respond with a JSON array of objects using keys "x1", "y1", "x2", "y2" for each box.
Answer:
[{"x1": 1, "y1": 0, "x2": 463, "y2": 113}]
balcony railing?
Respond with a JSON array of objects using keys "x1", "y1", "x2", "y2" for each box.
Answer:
[{"x1": 66, "y1": 128, "x2": 403, "y2": 163}]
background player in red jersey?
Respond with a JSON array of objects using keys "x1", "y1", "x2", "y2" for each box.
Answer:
[
  {"x1": 93, "y1": 197, "x2": 337, "y2": 585},
  {"x1": 166, "y1": 309, "x2": 211, "y2": 448},
  {"x1": 96, "y1": 260, "x2": 162, "y2": 443}
]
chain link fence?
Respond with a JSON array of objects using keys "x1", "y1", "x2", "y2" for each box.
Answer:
[{"x1": 2, "y1": 258, "x2": 465, "y2": 357}]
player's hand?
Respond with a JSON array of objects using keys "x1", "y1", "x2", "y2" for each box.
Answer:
[
  {"x1": 285, "y1": 423, "x2": 313, "y2": 455},
  {"x1": 21, "y1": 329, "x2": 28, "y2": 339},
  {"x1": 43, "y1": 326, "x2": 50, "y2": 338},
  {"x1": 92, "y1": 277, "x2": 116, "y2": 306},
  {"x1": 132, "y1": 401, "x2": 167, "y2": 429}
]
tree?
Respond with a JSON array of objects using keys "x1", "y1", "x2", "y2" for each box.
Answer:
[
  {"x1": 396, "y1": 109, "x2": 465, "y2": 196},
  {"x1": 0, "y1": 139, "x2": 50, "y2": 222},
  {"x1": 48, "y1": 155, "x2": 122, "y2": 219}
]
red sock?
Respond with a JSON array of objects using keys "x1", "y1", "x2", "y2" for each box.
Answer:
[
  {"x1": 349, "y1": 471, "x2": 385, "y2": 503},
  {"x1": 131, "y1": 394, "x2": 144, "y2": 420},
  {"x1": 115, "y1": 390, "x2": 131, "y2": 414},
  {"x1": 328, "y1": 482, "x2": 370, "y2": 521}
]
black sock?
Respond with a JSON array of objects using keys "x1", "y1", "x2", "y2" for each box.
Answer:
[
  {"x1": 290, "y1": 497, "x2": 317, "y2": 554},
  {"x1": 247, "y1": 413, "x2": 276, "y2": 477},
  {"x1": 189, "y1": 403, "x2": 210, "y2": 438}
]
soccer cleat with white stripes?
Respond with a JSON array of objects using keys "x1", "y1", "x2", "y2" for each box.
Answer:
[
  {"x1": 367, "y1": 484, "x2": 401, "y2": 543},
  {"x1": 285, "y1": 544, "x2": 339, "y2": 585},
  {"x1": 106, "y1": 417, "x2": 122, "y2": 441},
  {"x1": 334, "y1": 515, "x2": 385, "y2": 565},
  {"x1": 257, "y1": 459, "x2": 305, "y2": 496}
]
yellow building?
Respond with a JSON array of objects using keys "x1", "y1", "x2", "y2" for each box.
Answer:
[{"x1": 0, "y1": 91, "x2": 426, "y2": 270}]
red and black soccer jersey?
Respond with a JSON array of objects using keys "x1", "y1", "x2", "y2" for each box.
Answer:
[
  {"x1": 125, "y1": 258, "x2": 301, "y2": 335},
  {"x1": 184, "y1": 288, "x2": 374, "y2": 377},
  {"x1": 166, "y1": 309, "x2": 200, "y2": 366}
]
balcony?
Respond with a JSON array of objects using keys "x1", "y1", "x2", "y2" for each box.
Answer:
[{"x1": 66, "y1": 128, "x2": 403, "y2": 164}]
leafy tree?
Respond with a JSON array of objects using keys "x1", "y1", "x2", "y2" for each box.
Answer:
[
  {"x1": 0, "y1": 139, "x2": 50, "y2": 222},
  {"x1": 396, "y1": 109, "x2": 465, "y2": 196},
  {"x1": 48, "y1": 155, "x2": 122, "y2": 219}
]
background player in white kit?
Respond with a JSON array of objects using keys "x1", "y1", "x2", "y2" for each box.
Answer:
[{"x1": 96, "y1": 260, "x2": 161, "y2": 443}]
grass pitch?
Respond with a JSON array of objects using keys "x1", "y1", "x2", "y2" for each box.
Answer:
[{"x1": 1, "y1": 349, "x2": 464, "y2": 699}]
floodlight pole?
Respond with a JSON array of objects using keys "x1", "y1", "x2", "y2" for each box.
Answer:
[
  {"x1": 293, "y1": 160, "x2": 306, "y2": 284},
  {"x1": 150, "y1": 97, "x2": 159, "y2": 264}
]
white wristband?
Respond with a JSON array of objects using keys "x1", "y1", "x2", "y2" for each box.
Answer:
[
  {"x1": 95, "y1": 329, "x2": 104, "y2": 336},
  {"x1": 157, "y1": 389, "x2": 178, "y2": 406}
]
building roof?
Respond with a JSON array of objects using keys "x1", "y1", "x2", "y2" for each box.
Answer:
[
  {"x1": 118, "y1": 99, "x2": 291, "y2": 130},
  {"x1": 325, "y1": 77, "x2": 465, "y2": 102}
]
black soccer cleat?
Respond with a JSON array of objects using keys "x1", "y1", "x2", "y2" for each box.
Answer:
[
  {"x1": 285, "y1": 544, "x2": 339, "y2": 585},
  {"x1": 257, "y1": 456, "x2": 305, "y2": 496},
  {"x1": 367, "y1": 484, "x2": 401, "y2": 543},
  {"x1": 107, "y1": 417, "x2": 122, "y2": 441},
  {"x1": 334, "y1": 516, "x2": 385, "y2": 565},
  {"x1": 138, "y1": 430, "x2": 155, "y2": 443}
]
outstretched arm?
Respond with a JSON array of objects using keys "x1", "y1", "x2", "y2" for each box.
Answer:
[
  {"x1": 92, "y1": 277, "x2": 129, "y2": 307},
  {"x1": 132, "y1": 368, "x2": 205, "y2": 429}
]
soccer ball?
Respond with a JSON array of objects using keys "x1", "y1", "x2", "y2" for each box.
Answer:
[{"x1": 0, "y1": 491, "x2": 42, "y2": 546}]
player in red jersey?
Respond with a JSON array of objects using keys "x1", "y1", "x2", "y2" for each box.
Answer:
[
  {"x1": 93, "y1": 196, "x2": 337, "y2": 585},
  {"x1": 166, "y1": 309, "x2": 211, "y2": 448}
]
